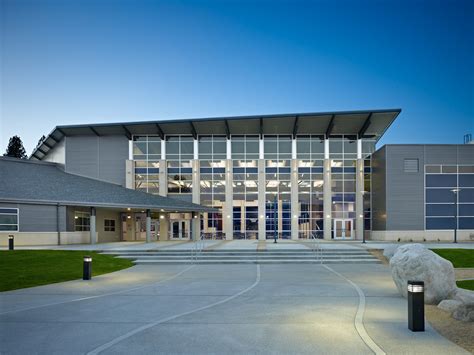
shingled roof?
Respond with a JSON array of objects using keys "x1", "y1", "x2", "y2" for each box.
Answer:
[{"x1": 0, "y1": 157, "x2": 215, "y2": 213}]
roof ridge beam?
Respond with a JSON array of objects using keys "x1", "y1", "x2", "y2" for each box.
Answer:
[
  {"x1": 358, "y1": 113, "x2": 373, "y2": 138},
  {"x1": 325, "y1": 114, "x2": 335, "y2": 138},
  {"x1": 155, "y1": 123, "x2": 164, "y2": 139}
]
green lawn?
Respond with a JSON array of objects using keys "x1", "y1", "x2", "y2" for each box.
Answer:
[
  {"x1": 431, "y1": 249, "x2": 474, "y2": 268},
  {"x1": 456, "y1": 280, "x2": 474, "y2": 291},
  {"x1": 0, "y1": 250, "x2": 133, "y2": 292}
]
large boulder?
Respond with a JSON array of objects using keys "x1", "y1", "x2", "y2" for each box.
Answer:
[
  {"x1": 383, "y1": 245, "x2": 399, "y2": 261},
  {"x1": 389, "y1": 244, "x2": 457, "y2": 304}
]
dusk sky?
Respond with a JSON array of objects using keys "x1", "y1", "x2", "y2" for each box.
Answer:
[{"x1": 1, "y1": 0, "x2": 473, "y2": 155}]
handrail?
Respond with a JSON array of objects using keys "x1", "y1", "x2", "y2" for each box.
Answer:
[
  {"x1": 191, "y1": 233, "x2": 206, "y2": 263},
  {"x1": 310, "y1": 232, "x2": 323, "y2": 264}
]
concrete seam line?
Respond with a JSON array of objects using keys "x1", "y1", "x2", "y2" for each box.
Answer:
[
  {"x1": 87, "y1": 264, "x2": 261, "y2": 355},
  {"x1": 0, "y1": 265, "x2": 196, "y2": 316},
  {"x1": 323, "y1": 264, "x2": 386, "y2": 355}
]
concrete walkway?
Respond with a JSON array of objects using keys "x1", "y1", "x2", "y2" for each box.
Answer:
[{"x1": 0, "y1": 263, "x2": 468, "y2": 354}]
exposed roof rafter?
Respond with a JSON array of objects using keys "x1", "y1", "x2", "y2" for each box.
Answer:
[
  {"x1": 358, "y1": 113, "x2": 373, "y2": 138},
  {"x1": 325, "y1": 115, "x2": 335, "y2": 138},
  {"x1": 189, "y1": 121, "x2": 197, "y2": 139},
  {"x1": 155, "y1": 124, "x2": 164, "y2": 139},
  {"x1": 224, "y1": 120, "x2": 230, "y2": 139},
  {"x1": 122, "y1": 125, "x2": 132, "y2": 140},
  {"x1": 89, "y1": 126, "x2": 100, "y2": 136},
  {"x1": 259, "y1": 118, "x2": 263, "y2": 138},
  {"x1": 292, "y1": 116, "x2": 299, "y2": 138}
]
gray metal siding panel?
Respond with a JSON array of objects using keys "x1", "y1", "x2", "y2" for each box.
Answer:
[
  {"x1": 98, "y1": 136, "x2": 129, "y2": 186},
  {"x1": 66, "y1": 136, "x2": 99, "y2": 180},
  {"x1": 424, "y1": 145, "x2": 458, "y2": 165},
  {"x1": 1, "y1": 202, "x2": 67, "y2": 233},
  {"x1": 458, "y1": 145, "x2": 474, "y2": 164},
  {"x1": 385, "y1": 146, "x2": 425, "y2": 230},
  {"x1": 66, "y1": 135, "x2": 128, "y2": 186},
  {"x1": 371, "y1": 146, "x2": 386, "y2": 230}
]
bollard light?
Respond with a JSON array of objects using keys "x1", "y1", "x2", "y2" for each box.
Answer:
[
  {"x1": 407, "y1": 280, "x2": 425, "y2": 332},
  {"x1": 8, "y1": 235, "x2": 14, "y2": 250},
  {"x1": 83, "y1": 256, "x2": 92, "y2": 280}
]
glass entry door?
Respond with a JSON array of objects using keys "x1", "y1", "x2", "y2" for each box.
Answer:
[
  {"x1": 334, "y1": 219, "x2": 353, "y2": 240},
  {"x1": 170, "y1": 220, "x2": 190, "y2": 240}
]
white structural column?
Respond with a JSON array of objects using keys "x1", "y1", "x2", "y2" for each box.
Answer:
[
  {"x1": 125, "y1": 160, "x2": 134, "y2": 189},
  {"x1": 192, "y1": 160, "x2": 200, "y2": 204},
  {"x1": 258, "y1": 159, "x2": 266, "y2": 240},
  {"x1": 224, "y1": 158, "x2": 233, "y2": 240},
  {"x1": 291, "y1": 159, "x2": 299, "y2": 240},
  {"x1": 146, "y1": 209, "x2": 151, "y2": 243},
  {"x1": 90, "y1": 207, "x2": 97, "y2": 244},
  {"x1": 192, "y1": 212, "x2": 200, "y2": 241},
  {"x1": 355, "y1": 139, "x2": 364, "y2": 240},
  {"x1": 323, "y1": 139, "x2": 332, "y2": 240},
  {"x1": 159, "y1": 213, "x2": 169, "y2": 240},
  {"x1": 159, "y1": 160, "x2": 167, "y2": 196}
]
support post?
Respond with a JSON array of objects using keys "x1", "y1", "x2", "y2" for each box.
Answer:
[
  {"x1": 159, "y1": 213, "x2": 169, "y2": 240},
  {"x1": 90, "y1": 207, "x2": 97, "y2": 244},
  {"x1": 356, "y1": 159, "x2": 364, "y2": 241},
  {"x1": 224, "y1": 159, "x2": 233, "y2": 240},
  {"x1": 146, "y1": 209, "x2": 151, "y2": 243},
  {"x1": 258, "y1": 159, "x2": 266, "y2": 240},
  {"x1": 291, "y1": 159, "x2": 299, "y2": 240},
  {"x1": 192, "y1": 212, "x2": 200, "y2": 241},
  {"x1": 323, "y1": 159, "x2": 332, "y2": 240}
]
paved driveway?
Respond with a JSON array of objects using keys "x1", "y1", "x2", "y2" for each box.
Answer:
[{"x1": 0, "y1": 263, "x2": 468, "y2": 354}]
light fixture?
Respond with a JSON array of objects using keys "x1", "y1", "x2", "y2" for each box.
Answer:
[
  {"x1": 293, "y1": 215, "x2": 298, "y2": 218},
  {"x1": 160, "y1": 215, "x2": 165, "y2": 219},
  {"x1": 127, "y1": 215, "x2": 131, "y2": 219},
  {"x1": 260, "y1": 215, "x2": 264, "y2": 219},
  {"x1": 194, "y1": 215, "x2": 198, "y2": 219},
  {"x1": 75, "y1": 216, "x2": 79, "y2": 219},
  {"x1": 226, "y1": 215, "x2": 230, "y2": 218},
  {"x1": 359, "y1": 214, "x2": 363, "y2": 218},
  {"x1": 326, "y1": 215, "x2": 331, "y2": 218},
  {"x1": 127, "y1": 208, "x2": 131, "y2": 211},
  {"x1": 160, "y1": 208, "x2": 164, "y2": 212}
]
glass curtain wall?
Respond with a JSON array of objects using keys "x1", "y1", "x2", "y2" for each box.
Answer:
[
  {"x1": 264, "y1": 135, "x2": 292, "y2": 239},
  {"x1": 199, "y1": 136, "x2": 226, "y2": 237},
  {"x1": 330, "y1": 136, "x2": 357, "y2": 238},
  {"x1": 296, "y1": 135, "x2": 324, "y2": 238},
  {"x1": 232, "y1": 136, "x2": 259, "y2": 239},
  {"x1": 425, "y1": 165, "x2": 474, "y2": 230},
  {"x1": 166, "y1": 136, "x2": 193, "y2": 202},
  {"x1": 133, "y1": 136, "x2": 161, "y2": 194}
]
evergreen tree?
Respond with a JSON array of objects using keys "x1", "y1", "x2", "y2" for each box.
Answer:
[{"x1": 4, "y1": 135, "x2": 27, "y2": 159}]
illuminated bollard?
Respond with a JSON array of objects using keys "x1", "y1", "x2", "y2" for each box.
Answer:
[
  {"x1": 408, "y1": 281, "x2": 425, "y2": 332},
  {"x1": 83, "y1": 256, "x2": 92, "y2": 280},
  {"x1": 8, "y1": 235, "x2": 14, "y2": 250}
]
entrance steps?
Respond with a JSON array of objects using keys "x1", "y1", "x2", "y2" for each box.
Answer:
[{"x1": 102, "y1": 249, "x2": 381, "y2": 264}]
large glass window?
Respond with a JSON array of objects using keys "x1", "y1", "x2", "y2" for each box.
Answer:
[
  {"x1": 200, "y1": 159, "x2": 225, "y2": 237},
  {"x1": 166, "y1": 136, "x2": 193, "y2": 197},
  {"x1": 0, "y1": 208, "x2": 18, "y2": 231},
  {"x1": 425, "y1": 165, "x2": 474, "y2": 230},
  {"x1": 198, "y1": 136, "x2": 226, "y2": 160},
  {"x1": 133, "y1": 136, "x2": 161, "y2": 195},
  {"x1": 296, "y1": 135, "x2": 324, "y2": 159},
  {"x1": 74, "y1": 211, "x2": 90, "y2": 232},
  {"x1": 231, "y1": 135, "x2": 259, "y2": 159}
]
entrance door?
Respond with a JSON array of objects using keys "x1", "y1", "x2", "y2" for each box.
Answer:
[
  {"x1": 170, "y1": 220, "x2": 190, "y2": 239},
  {"x1": 334, "y1": 219, "x2": 353, "y2": 240}
]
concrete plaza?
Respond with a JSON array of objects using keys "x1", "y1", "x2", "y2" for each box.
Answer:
[{"x1": 0, "y1": 257, "x2": 469, "y2": 354}]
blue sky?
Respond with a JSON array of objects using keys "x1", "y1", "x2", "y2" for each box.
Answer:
[{"x1": 1, "y1": 0, "x2": 473, "y2": 154}]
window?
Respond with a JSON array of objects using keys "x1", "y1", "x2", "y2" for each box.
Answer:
[
  {"x1": 0, "y1": 208, "x2": 18, "y2": 231},
  {"x1": 104, "y1": 219, "x2": 116, "y2": 232},
  {"x1": 75, "y1": 211, "x2": 90, "y2": 232},
  {"x1": 404, "y1": 159, "x2": 419, "y2": 173}
]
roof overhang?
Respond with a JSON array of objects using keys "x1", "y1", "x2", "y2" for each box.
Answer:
[{"x1": 30, "y1": 109, "x2": 401, "y2": 160}]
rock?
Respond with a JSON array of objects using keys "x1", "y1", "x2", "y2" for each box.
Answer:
[
  {"x1": 451, "y1": 288, "x2": 474, "y2": 322},
  {"x1": 438, "y1": 299, "x2": 463, "y2": 314},
  {"x1": 383, "y1": 245, "x2": 399, "y2": 261},
  {"x1": 389, "y1": 244, "x2": 457, "y2": 304}
]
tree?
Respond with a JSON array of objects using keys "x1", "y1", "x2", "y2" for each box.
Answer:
[{"x1": 4, "y1": 135, "x2": 27, "y2": 159}]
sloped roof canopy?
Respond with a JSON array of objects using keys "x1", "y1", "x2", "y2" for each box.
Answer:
[
  {"x1": 0, "y1": 158, "x2": 215, "y2": 213},
  {"x1": 31, "y1": 109, "x2": 401, "y2": 160}
]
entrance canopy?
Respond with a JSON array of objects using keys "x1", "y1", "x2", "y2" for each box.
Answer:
[{"x1": 31, "y1": 109, "x2": 401, "y2": 160}]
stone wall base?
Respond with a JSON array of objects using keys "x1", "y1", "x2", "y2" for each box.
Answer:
[
  {"x1": 0, "y1": 232, "x2": 94, "y2": 246},
  {"x1": 370, "y1": 230, "x2": 474, "y2": 242}
]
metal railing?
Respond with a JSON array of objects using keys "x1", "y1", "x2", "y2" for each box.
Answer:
[
  {"x1": 310, "y1": 232, "x2": 323, "y2": 264},
  {"x1": 191, "y1": 233, "x2": 206, "y2": 263}
]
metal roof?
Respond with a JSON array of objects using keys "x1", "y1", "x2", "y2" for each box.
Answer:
[
  {"x1": 30, "y1": 109, "x2": 401, "y2": 160},
  {"x1": 0, "y1": 157, "x2": 215, "y2": 213}
]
